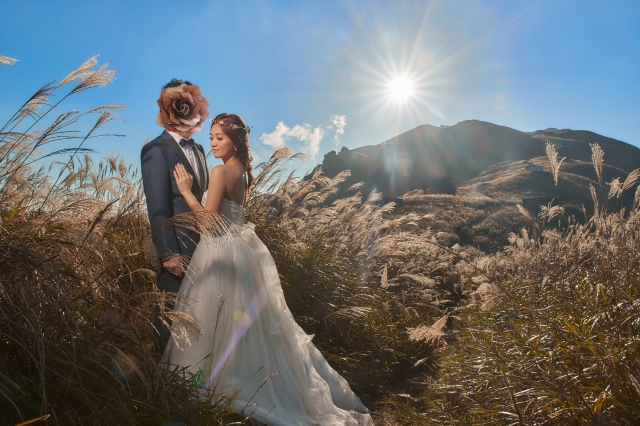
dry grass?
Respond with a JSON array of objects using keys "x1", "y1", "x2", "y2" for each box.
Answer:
[
  {"x1": 0, "y1": 58, "x2": 240, "y2": 425},
  {"x1": 546, "y1": 141, "x2": 565, "y2": 186},
  {"x1": 242, "y1": 150, "x2": 439, "y2": 403},
  {"x1": 0, "y1": 55, "x2": 18, "y2": 65},
  {"x1": 379, "y1": 149, "x2": 640, "y2": 425},
  {"x1": 5, "y1": 54, "x2": 639, "y2": 426},
  {"x1": 418, "y1": 206, "x2": 640, "y2": 424},
  {"x1": 2, "y1": 57, "x2": 443, "y2": 425},
  {"x1": 590, "y1": 142, "x2": 604, "y2": 186},
  {"x1": 360, "y1": 142, "x2": 640, "y2": 424}
]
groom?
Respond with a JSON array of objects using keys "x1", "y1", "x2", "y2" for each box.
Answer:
[{"x1": 141, "y1": 78, "x2": 210, "y2": 355}]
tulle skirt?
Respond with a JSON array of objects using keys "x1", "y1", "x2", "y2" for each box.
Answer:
[{"x1": 162, "y1": 221, "x2": 373, "y2": 426}]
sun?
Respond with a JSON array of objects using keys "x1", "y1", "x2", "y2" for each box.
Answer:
[{"x1": 388, "y1": 77, "x2": 415, "y2": 102}]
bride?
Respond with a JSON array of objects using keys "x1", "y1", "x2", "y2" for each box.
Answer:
[{"x1": 163, "y1": 113, "x2": 373, "y2": 426}]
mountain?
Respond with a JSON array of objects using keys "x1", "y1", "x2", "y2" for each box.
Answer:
[
  {"x1": 310, "y1": 120, "x2": 640, "y2": 252},
  {"x1": 313, "y1": 120, "x2": 640, "y2": 206}
]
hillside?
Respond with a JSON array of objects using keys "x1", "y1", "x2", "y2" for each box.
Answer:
[
  {"x1": 313, "y1": 120, "x2": 640, "y2": 251},
  {"x1": 316, "y1": 120, "x2": 640, "y2": 199}
]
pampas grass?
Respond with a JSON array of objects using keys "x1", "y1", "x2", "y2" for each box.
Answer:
[
  {"x1": 407, "y1": 314, "x2": 448, "y2": 345},
  {"x1": 0, "y1": 57, "x2": 239, "y2": 425},
  {"x1": 413, "y1": 158, "x2": 640, "y2": 425},
  {"x1": 1, "y1": 58, "x2": 437, "y2": 424},
  {"x1": 546, "y1": 140, "x2": 565, "y2": 186},
  {"x1": 608, "y1": 176, "x2": 622, "y2": 200},
  {"x1": 242, "y1": 149, "x2": 436, "y2": 403},
  {"x1": 0, "y1": 55, "x2": 18, "y2": 65},
  {"x1": 590, "y1": 142, "x2": 605, "y2": 187},
  {"x1": 6, "y1": 54, "x2": 638, "y2": 426}
]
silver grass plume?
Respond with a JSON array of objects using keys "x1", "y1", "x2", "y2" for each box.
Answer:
[
  {"x1": 407, "y1": 314, "x2": 449, "y2": 345},
  {"x1": 347, "y1": 182, "x2": 364, "y2": 191},
  {"x1": 472, "y1": 282, "x2": 502, "y2": 310},
  {"x1": 590, "y1": 142, "x2": 604, "y2": 186},
  {"x1": 8, "y1": 82, "x2": 58, "y2": 125},
  {"x1": 516, "y1": 203, "x2": 541, "y2": 235},
  {"x1": 380, "y1": 265, "x2": 389, "y2": 288},
  {"x1": 163, "y1": 311, "x2": 204, "y2": 349},
  {"x1": 517, "y1": 204, "x2": 536, "y2": 223},
  {"x1": 608, "y1": 177, "x2": 622, "y2": 200},
  {"x1": 621, "y1": 168, "x2": 640, "y2": 195},
  {"x1": 69, "y1": 62, "x2": 116, "y2": 95},
  {"x1": 538, "y1": 201, "x2": 564, "y2": 223},
  {"x1": 167, "y1": 210, "x2": 235, "y2": 249},
  {"x1": 546, "y1": 141, "x2": 565, "y2": 186},
  {"x1": 399, "y1": 274, "x2": 436, "y2": 287},
  {"x1": 0, "y1": 55, "x2": 18, "y2": 65},
  {"x1": 59, "y1": 56, "x2": 100, "y2": 87}
]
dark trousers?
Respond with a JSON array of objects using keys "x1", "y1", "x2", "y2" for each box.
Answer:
[{"x1": 153, "y1": 267, "x2": 184, "y2": 357}]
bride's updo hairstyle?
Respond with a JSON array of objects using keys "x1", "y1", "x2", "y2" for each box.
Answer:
[{"x1": 211, "y1": 113, "x2": 254, "y2": 189}]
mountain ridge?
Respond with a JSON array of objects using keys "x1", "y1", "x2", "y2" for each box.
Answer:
[{"x1": 311, "y1": 119, "x2": 640, "y2": 204}]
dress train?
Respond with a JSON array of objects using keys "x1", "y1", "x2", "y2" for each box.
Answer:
[{"x1": 162, "y1": 196, "x2": 373, "y2": 426}]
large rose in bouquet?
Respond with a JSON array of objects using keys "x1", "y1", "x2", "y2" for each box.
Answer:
[{"x1": 156, "y1": 84, "x2": 209, "y2": 137}]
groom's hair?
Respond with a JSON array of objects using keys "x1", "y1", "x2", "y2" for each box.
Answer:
[{"x1": 162, "y1": 78, "x2": 193, "y2": 90}]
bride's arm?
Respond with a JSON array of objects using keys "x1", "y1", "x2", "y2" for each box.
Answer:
[
  {"x1": 203, "y1": 166, "x2": 225, "y2": 212},
  {"x1": 174, "y1": 164, "x2": 226, "y2": 213},
  {"x1": 174, "y1": 163, "x2": 205, "y2": 212}
]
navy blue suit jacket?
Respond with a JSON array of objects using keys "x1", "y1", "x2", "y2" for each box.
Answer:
[{"x1": 141, "y1": 130, "x2": 209, "y2": 262}]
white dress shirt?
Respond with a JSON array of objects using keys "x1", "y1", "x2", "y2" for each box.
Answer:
[{"x1": 167, "y1": 130, "x2": 201, "y2": 186}]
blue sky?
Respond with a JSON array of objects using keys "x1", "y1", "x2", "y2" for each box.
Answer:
[{"x1": 1, "y1": 0, "x2": 639, "y2": 173}]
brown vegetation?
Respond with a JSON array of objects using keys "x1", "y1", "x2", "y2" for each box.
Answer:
[
  {"x1": 0, "y1": 57, "x2": 239, "y2": 425},
  {"x1": 374, "y1": 143, "x2": 640, "y2": 424},
  {"x1": 2, "y1": 56, "x2": 638, "y2": 425}
]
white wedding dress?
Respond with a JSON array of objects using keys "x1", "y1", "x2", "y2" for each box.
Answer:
[{"x1": 162, "y1": 178, "x2": 373, "y2": 426}]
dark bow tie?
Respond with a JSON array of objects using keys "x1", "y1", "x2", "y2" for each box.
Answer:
[{"x1": 179, "y1": 138, "x2": 195, "y2": 148}]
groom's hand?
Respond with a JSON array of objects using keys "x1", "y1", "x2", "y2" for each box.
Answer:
[{"x1": 162, "y1": 256, "x2": 183, "y2": 276}]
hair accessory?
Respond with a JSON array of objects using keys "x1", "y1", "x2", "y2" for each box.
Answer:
[{"x1": 211, "y1": 119, "x2": 252, "y2": 134}]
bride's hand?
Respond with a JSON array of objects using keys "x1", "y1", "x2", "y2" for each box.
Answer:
[{"x1": 173, "y1": 163, "x2": 193, "y2": 194}]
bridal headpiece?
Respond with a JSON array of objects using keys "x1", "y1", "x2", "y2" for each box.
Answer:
[{"x1": 211, "y1": 118, "x2": 252, "y2": 134}]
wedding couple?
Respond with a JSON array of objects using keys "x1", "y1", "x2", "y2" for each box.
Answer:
[{"x1": 141, "y1": 79, "x2": 373, "y2": 425}]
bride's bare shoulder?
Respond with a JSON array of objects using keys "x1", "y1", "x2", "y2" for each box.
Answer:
[
  {"x1": 209, "y1": 164, "x2": 243, "y2": 181},
  {"x1": 209, "y1": 164, "x2": 227, "y2": 179}
]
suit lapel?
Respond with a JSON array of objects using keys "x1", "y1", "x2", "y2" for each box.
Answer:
[{"x1": 161, "y1": 131, "x2": 202, "y2": 196}]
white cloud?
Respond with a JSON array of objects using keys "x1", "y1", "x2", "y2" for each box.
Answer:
[
  {"x1": 260, "y1": 121, "x2": 325, "y2": 157},
  {"x1": 330, "y1": 114, "x2": 347, "y2": 144},
  {"x1": 260, "y1": 122, "x2": 290, "y2": 149}
]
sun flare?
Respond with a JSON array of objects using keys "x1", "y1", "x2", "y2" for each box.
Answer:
[{"x1": 388, "y1": 77, "x2": 415, "y2": 102}]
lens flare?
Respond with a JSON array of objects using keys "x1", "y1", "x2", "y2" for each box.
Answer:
[{"x1": 205, "y1": 285, "x2": 268, "y2": 390}]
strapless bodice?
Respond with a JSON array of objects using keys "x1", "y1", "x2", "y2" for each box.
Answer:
[
  {"x1": 201, "y1": 191, "x2": 245, "y2": 226},
  {"x1": 219, "y1": 197, "x2": 245, "y2": 226}
]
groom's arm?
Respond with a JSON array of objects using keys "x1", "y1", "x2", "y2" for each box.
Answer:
[{"x1": 141, "y1": 144, "x2": 180, "y2": 260}]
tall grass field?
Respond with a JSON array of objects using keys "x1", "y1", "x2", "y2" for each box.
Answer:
[{"x1": 1, "y1": 57, "x2": 639, "y2": 425}]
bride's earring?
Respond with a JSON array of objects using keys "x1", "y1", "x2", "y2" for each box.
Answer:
[{"x1": 234, "y1": 147, "x2": 237, "y2": 152}]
